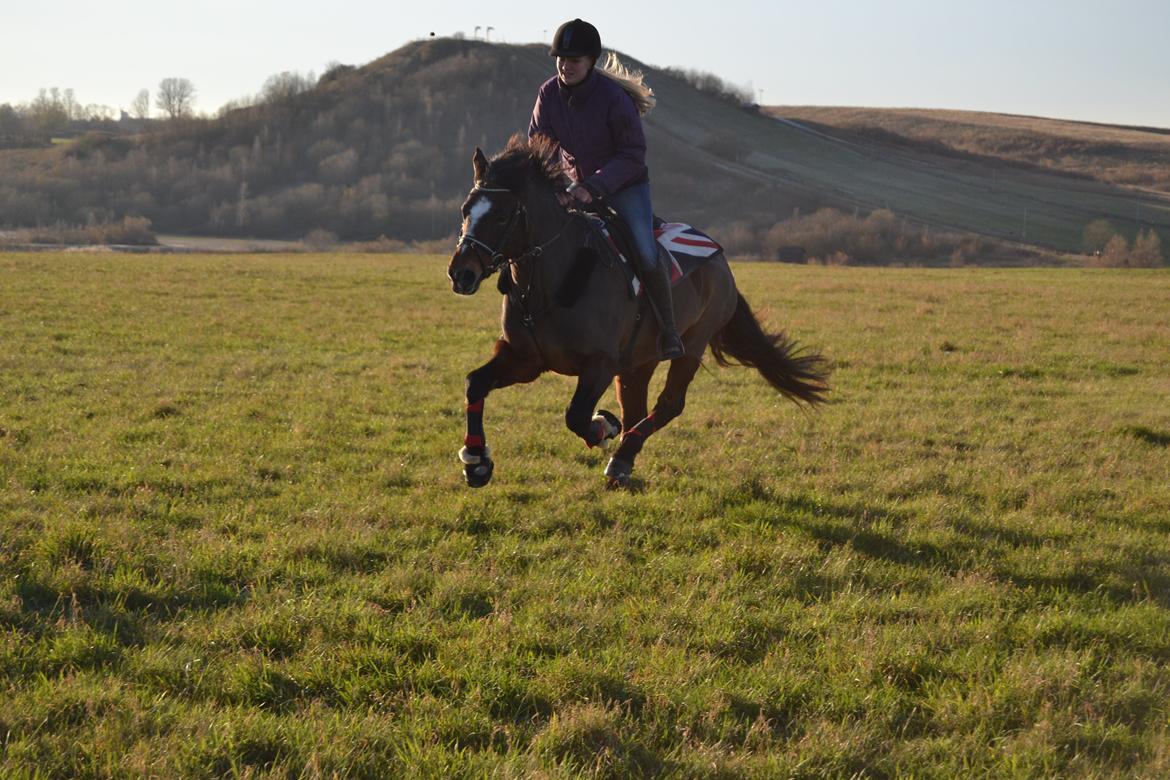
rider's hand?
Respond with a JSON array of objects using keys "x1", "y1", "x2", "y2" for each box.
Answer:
[{"x1": 567, "y1": 182, "x2": 594, "y2": 205}]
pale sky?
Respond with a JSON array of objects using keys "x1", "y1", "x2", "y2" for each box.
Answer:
[{"x1": 3, "y1": 0, "x2": 1168, "y2": 128}]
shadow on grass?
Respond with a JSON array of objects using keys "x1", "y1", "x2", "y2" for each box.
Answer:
[
  {"x1": 748, "y1": 490, "x2": 972, "y2": 577},
  {"x1": 10, "y1": 561, "x2": 253, "y2": 642},
  {"x1": 745, "y1": 486, "x2": 1170, "y2": 610},
  {"x1": 1121, "y1": 425, "x2": 1170, "y2": 448}
]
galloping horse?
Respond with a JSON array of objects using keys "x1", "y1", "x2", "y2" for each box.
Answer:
[{"x1": 446, "y1": 134, "x2": 828, "y2": 489}]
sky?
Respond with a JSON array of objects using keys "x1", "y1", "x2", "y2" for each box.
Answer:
[{"x1": 3, "y1": 0, "x2": 1169, "y2": 128}]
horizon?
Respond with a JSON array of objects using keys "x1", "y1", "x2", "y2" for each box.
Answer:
[{"x1": 3, "y1": 1, "x2": 1170, "y2": 130}]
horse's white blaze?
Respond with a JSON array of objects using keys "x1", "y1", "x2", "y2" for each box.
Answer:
[{"x1": 465, "y1": 197, "x2": 492, "y2": 234}]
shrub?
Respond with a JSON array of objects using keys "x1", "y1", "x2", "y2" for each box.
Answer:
[
  {"x1": 1129, "y1": 229, "x2": 1164, "y2": 267},
  {"x1": 1082, "y1": 219, "x2": 1117, "y2": 254},
  {"x1": 19, "y1": 216, "x2": 156, "y2": 246},
  {"x1": 662, "y1": 67, "x2": 753, "y2": 105},
  {"x1": 756, "y1": 207, "x2": 999, "y2": 264},
  {"x1": 301, "y1": 229, "x2": 338, "y2": 250},
  {"x1": 1097, "y1": 234, "x2": 1130, "y2": 267}
]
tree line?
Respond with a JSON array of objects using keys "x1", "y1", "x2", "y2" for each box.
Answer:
[{"x1": 0, "y1": 68, "x2": 321, "y2": 148}]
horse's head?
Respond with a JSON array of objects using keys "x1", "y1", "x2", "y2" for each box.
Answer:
[{"x1": 447, "y1": 147, "x2": 529, "y2": 295}]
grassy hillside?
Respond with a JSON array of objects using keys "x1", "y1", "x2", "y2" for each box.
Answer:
[
  {"x1": 2, "y1": 253, "x2": 1168, "y2": 776},
  {"x1": 1, "y1": 38, "x2": 1169, "y2": 261},
  {"x1": 772, "y1": 106, "x2": 1170, "y2": 193}
]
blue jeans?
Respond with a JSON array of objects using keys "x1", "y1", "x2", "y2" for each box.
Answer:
[{"x1": 607, "y1": 181, "x2": 658, "y2": 272}]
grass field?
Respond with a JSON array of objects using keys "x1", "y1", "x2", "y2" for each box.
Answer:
[{"x1": 2, "y1": 252, "x2": 1169, "y2": 778}]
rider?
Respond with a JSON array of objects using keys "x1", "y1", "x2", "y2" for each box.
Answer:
[{"x1": 527, "y1": 18, "x2": 685, "y2": 360}]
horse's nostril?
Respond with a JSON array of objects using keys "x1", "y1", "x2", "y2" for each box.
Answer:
[{"x1": 451, "y1": 268, "x2": 478, "y2": 293}]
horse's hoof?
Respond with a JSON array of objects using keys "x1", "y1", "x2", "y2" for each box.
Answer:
[
  {"x1": 606, "y1": 473, "x2": 630, "y2": 491},
  {"x1": 604, "y1": 457, "x2": 632, "y2": 489},
  {"x1": 460, "y1": 446, "x2": 494, "y2": 488},
  {"x1": 464, "y1": 457, "x2": 494, "y2": 487},
  {"x1": 593, "y1": 410, "x2": 621, "y2": 448}
]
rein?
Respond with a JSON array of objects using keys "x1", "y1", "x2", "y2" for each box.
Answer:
[{"x1": 456, "y1": 184, "x2": 579, "y2": 327}]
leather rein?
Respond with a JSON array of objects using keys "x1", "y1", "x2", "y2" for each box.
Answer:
[{"x1": 456, "y1": 185, "x2": 574, "y2": 278}]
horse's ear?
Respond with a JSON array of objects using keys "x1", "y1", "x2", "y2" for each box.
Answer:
[{"x1": 472, "y1": 147, "x2": 488, "y2": 184}]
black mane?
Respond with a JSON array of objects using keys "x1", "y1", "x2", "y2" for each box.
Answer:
[{"x1": 485, "y1": 133, "x2": 568, "y2": 192}]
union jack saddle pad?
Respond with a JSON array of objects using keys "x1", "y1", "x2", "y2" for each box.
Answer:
[{"x1": 586, "y1": 214, "x2": 723, "y2": 297}]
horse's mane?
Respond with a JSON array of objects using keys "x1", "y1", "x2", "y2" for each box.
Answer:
[{"x1": 485, "y1": 133, "x2": 568, "y2": 192}]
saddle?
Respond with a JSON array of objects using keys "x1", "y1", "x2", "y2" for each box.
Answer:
[{"x1": 583, "y1": 211, "x2": 722, "y2": 298}]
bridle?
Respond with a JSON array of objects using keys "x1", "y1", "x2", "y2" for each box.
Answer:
[
  {"x1": 456, "y1": 186, "x2": 525, "y2": 275},
  {"x1": 455, "y1": 185, "x2": 575, "y2": 277}
]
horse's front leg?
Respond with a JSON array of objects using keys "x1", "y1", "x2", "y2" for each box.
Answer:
[
  {"x1": 564, "y1": 356, "x2": 621, "y2": 450},
  {"x1": 461, "y1": 339, "x2": 541, "y2": 487}
]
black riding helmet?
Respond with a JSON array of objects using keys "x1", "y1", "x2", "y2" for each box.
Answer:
[{"x1": 549, "y1": 19, "x2": 602, "y2": 59}]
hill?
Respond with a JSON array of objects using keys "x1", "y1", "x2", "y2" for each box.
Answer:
[
  {"x1": 1, "y1": 39, "x2": 1168, "y2": 262},
  {"x1": 771, "y1": 106, "x2": 1170, "y2": 194}
]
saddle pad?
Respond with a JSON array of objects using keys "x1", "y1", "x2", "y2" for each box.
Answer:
[
  {"x1": 586, "y1": 214, "x2": 722, "y2": 297},
  {"x1": 653, "y1": 220, "x2": 723, "y2": 258}
]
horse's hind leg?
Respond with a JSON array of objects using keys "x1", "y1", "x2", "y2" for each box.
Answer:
[
  {"x1": 602, "y1": 363, "x2": 654, "y2": 488},
  {"x1": 461, "y1": 339, "x2": 541, "y2": 487},
  {"x1": 606, "y1": 356, "x2": 701, "y2": 488}
]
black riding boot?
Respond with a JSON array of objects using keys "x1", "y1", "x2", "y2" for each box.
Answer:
[{"x1": 642, "y1": 258, "x2": 685, "y2": 360}]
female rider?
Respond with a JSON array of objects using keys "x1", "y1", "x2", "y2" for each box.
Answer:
[{"x1": 527, "y1": 18, "x2": 685, "y2": 360}]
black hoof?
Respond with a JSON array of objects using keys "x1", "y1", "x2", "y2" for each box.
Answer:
[
  {"x1": 604, "y1": 457, "x2": 632, "y2": 489},
  {"x1": 460, "y1": 446, "x2": 494, "y2": 488},
  {"x1": 464, "y1": 456, "x2": 494, "y2": 488}
]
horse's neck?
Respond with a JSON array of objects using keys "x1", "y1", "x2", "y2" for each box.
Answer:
[{"x1": 513, "y1": 192, "x2": 580, "y2": 292}]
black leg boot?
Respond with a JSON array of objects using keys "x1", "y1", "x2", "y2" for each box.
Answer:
[{"x1": 642, "y1": 257, "x2": 685, "y2": 360}]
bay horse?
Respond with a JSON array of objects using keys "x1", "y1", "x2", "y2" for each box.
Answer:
[{"x1": 446, "y1": 134, "x2": 828, "y2": 489}]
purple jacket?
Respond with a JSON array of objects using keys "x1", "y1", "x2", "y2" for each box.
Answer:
[{"x1": 527, "y1": 69, "x2": 649, "y2": 198}]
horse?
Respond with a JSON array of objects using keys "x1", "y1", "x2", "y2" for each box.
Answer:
[{"x1": 446, "y1": 134, "x2": 828, "y2": 489}]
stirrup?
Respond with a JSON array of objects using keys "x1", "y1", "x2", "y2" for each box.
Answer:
[{"x1": 658, "y1": 331, "x2": 685, "y2": 360}]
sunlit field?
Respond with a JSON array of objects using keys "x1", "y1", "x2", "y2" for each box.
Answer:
[{"x1": 2, "y1": 252, "x2": 1168, "y2": 778}]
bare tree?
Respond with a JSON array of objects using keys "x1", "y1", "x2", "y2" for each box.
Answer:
[
  {"x1": 260, "y1": 70, "x2": 315, "y2": 104},
  {"x1": 62, "y1": 89, "x2": 80, "y2": 121},
  {"x1": 156, "y1": 77, "x2": 196, "y2": 119},
  {"x1": 131, "y1": 89, "x2": 150, "y2": 120},
  {"x1": 28, "y1": 88, "x2": 68, "y2": 132}
]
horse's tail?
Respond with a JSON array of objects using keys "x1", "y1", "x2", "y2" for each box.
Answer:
[{"x1": 709, "y1": 293, "x2": 829, "y2": 407}]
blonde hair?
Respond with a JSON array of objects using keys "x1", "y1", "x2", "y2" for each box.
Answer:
[{"x1": 597, "y1": 53, "x2": 656, "y2": 116}]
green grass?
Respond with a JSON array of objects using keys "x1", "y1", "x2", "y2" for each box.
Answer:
[{"x1": 2, "y1": 252, "x2": 1169, "y2": 778}]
